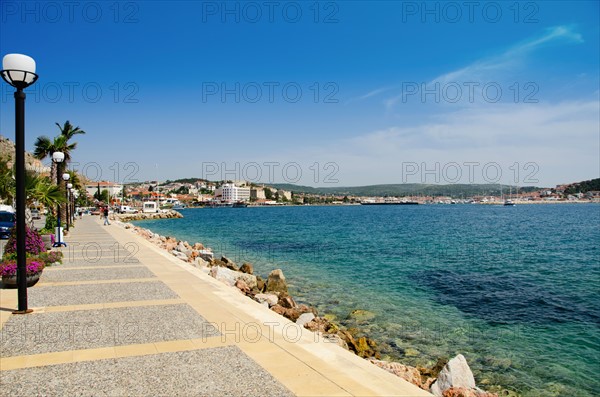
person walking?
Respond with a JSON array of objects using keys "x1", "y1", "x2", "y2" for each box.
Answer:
[{"x1": 103, "y1": 206, "x2": 110, "y2": 225}]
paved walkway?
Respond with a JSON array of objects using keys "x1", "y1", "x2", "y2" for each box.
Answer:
[{"x1": 0, "y1": 216, "x2": 431, "y2": 396}]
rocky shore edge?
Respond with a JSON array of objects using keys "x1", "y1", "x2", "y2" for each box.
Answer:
[
  {"x1": 116, "y1": 219, "x2": 505, "y2": 397},
  {"x1": 112, "y1": 210, "x2": 183, "y2": 222}
]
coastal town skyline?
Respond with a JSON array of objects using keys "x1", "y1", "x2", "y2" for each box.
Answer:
[{"x1": 1, "y1": 1, "x2": 598, "y2": 187}]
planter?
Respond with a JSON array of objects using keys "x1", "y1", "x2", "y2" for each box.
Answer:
[
  {"x1": 1, "y1": 271, "x2": 42, "y2": 289},
  {"x1": 41, "y1": 234, "x2": 53, "y2": 250}
]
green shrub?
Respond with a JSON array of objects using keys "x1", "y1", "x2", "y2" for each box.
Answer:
[
  {"x1": 36, "y1": 250, "x2": 64, "y2": 266},
  {"x1": 44, "y1": 212, "x2": 57, "y2": 231}
]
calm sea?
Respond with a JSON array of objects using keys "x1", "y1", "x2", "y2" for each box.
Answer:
[{"x1": 134, "y1": 204, "x2": 600, "y2": 396}]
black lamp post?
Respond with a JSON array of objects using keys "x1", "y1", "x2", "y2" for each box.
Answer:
[
  {"x1": 52, "y1": 152, "x2": 66, "y2": 247},
  {"x1": 72, "y1": 190, "x2": 79, "y2": 220},
  {"x1": 1, "y1": 54, "x2": 39, "y2": 314},
  {"x1": 66, "y1": 183, "x2": 73, "y2": 227},
  {"x1": 63, "y1": 174, "x2": 71, "y2": 231}
]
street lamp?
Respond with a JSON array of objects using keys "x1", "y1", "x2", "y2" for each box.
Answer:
[
  {"x1": 63, "y1": 174, "x2": 71, "y2": 231},
  {"x1": 72, "y1": 190, "x2": 79, "y2": 220},
  {"x1": 67, "y1": 183, "x2": 73, "y2": 226},
  {"x1": 1, "y1": 53, "x2": 39, "y2": 314},
  {"x1": 52, "y1": 152, "x2": 66, "y2": 247}
]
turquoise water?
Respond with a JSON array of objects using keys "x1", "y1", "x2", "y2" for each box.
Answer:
[{"x1": 134, "y1": 204, "x2": 600, "y2": 396}]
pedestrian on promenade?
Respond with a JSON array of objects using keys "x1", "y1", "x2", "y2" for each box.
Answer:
[{"x1": 103, "y1": 206, "x2": 110, "y2": 225}]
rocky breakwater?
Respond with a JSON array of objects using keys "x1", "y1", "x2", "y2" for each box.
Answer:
[
  {"x1": 119, "y1": 221, "x2": 500, "y2": 397},
  {"x1": 113, "y1": 210, "x2": 183, "y2": 222},
  {"x1": 120, "y1": 222, "x2": 214, "y2": 267}
]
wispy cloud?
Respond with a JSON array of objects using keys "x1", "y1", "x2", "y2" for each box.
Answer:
[
  {"x1": 370, "y1": 25, "x2": 584, "y2": 109},
  {"x1": 345, "y1": 85, "x2": 397, "y2": 104},
  {"x1": 432, "y1": 25, "x2": 583, "y2": 85}
]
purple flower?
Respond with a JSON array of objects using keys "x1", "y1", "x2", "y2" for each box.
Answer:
[
  {"x1": 3, "y1": 224, "x2": 45, "y2": 256},
  {"x1": 0, "y1": 260, "x2": 44, "y2": 276}
]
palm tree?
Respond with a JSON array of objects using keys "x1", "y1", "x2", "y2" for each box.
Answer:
[
  {"x1": 25, "y1": 171, "x2": 65, "y2": 208},
  {"x1": 33, "y1": 121, "x2": 86, "y2": 184},
  {"x1": 33, "y1": 135, "x2": 69, "y2": 183},
  {"x1": 56, "y1": 120, "x2": 86, "y2": 142},
  {"x1": 25, "y1": 171, "x2": 65, "y2": 227},
  {"x1": 33, "y1": 121, "x2": 86, "y2": 226}
]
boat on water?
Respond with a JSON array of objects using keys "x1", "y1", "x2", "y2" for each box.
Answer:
[
  {"x1": 504, "y1": 186, "x2": 516, "y2": 206},
  {"x1": 209, "y1": 201, "x2": 234, "y2": 208},
  {"x1": 232, "y1": 201, "x2": 248, "y2": 208},
  {"x1": 173, "y1": 203, "x2": 186, "y2": 210}
]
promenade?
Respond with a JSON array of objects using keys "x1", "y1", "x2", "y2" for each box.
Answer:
[{"x1": 0, "y1": 215, "x2": 431, "y2": 396}]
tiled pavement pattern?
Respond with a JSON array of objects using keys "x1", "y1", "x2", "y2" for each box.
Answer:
[{"x1": 0, "y1": 216, "x2": 432, "y2": 397}]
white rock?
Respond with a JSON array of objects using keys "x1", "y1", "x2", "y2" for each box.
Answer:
[
  {"x1": 209, "y1": 266, "x2": 238, "y2": 286},
  {"x1": 198, "y1": 249, "x2": 214, "y2": 261},
  {"x1": 171, "y1": 251, "x2": 188, "y2": 261},
  {"x1": 237, "y1": 273, "x2": 257, "y2": 290},
  {"x1": 208, "y1": 266, "x2": 257, "y2": 289},
  {"x1": 430, "y1": 354, "x2": 476, "y2": 397},
  {"x1": 176, "y1": 241, "x2": 190, "y2": 254},
  {"x1": 254, "y1": 293, "x2": 279, "y2": 307},
  {"x1": 296, "y1": 313, "x2": 315, "y2": 327},
  {"x1": 194, "y1": 257, "x2": 209, "y2": 268}
]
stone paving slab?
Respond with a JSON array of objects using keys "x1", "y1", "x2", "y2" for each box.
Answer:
[
  {"x1": 1, "y1": 304, "x2": 220, "y2": 357},
  {"x1": 0, "y1": 346, "x2": 295, "y2": 397},
  {"x1": 60, "y1": 246, "x2": 141, "y2": 259},
  {"x1": 40, "y1": 266, "x2": 155, "y2": 283},
  {"x1": 28, "y1": 281, "x2": 178, "y2": 307},
  {"x1": 60, "y1": 256, "x2": 141, "y2": 267}
]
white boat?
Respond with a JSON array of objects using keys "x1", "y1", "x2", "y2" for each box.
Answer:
[{"x1": 504, "y1": 186, "x2": 516, "y2": 206}]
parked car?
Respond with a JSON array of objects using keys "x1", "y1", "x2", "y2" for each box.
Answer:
[
  {"x1": 119, "y1": 205, "x2": 138, "y2": 214},
  {"x1": 31, "y1": 209, "x2": 41, "y2": 219},
  {"x1": 0, "y1": 211, "x2": 15, "y2": 239}
]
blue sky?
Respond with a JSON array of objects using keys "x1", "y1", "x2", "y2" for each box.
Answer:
[{"x1": 1, "y1": 1, "x2": 598, "y2": 187}]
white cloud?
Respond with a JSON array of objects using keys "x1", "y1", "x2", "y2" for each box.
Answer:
[{"x1": 284, "y1": 100, "x2": 599, "y2": 187}]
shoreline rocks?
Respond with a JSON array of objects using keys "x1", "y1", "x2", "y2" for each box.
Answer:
[
  {"x1": 119, "y1": 220, "x2": 500, "y2": 397},
  {"x1": 113, "y1": 210, "x2": 183, "y2": 222}
]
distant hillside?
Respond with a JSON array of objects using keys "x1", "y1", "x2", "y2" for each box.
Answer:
[
  {"x1": 563, "y1": 178, "x2": 600, "y2": 194},
  {"x1": 270, "y1": 183, "x2": 542, "y2": 197},
  {"x1": 0, "y1": 135, "x2": 47, "y2": 172},
  {"x1": 165, "y1": 177, "x2": 209, "y2": 184}
]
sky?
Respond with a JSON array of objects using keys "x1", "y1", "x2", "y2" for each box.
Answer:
[{"x1": 0, "y1": 0, "x2": 598, "y2": 188}]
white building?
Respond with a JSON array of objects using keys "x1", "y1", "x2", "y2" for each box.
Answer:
[
  {"x1": 251, "y1": 187, "x2": 266, "y2": 200},
  {"x1": 277, "y1": 189, "x2": 292, "y2": 201},
  {"x1": 215, "y1": 183, "x2": 251, "y2": 203},
  {"x1": 85, "y1": 181, "x2": 123, "y2": 199}
]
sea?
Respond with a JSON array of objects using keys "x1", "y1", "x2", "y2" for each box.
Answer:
[{"x1": 133, "y1": 204, "x2": 600, "y2": 397}]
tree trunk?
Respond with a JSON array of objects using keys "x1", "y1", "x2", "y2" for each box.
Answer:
[{"x1": 50, "y1": 162, "x2": 57, "y2": 186}]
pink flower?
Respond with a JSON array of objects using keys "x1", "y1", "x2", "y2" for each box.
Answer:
[{"x1": 0, "y1": 260, "x2": 44, "y2": 276}]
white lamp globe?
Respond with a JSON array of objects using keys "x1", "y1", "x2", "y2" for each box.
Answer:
[
  {"x1": 62, "y1": 173, "x2": 70, "y2": 181},
  {"x1": 2, "y1": 54, "x2": 37, "y2": 86},
  {"x1": 67, "y1": 183, "x2": 73, "y2": 189},
  {"x1": 52, "y1": 151, "x2": 65, "y2": 163}
]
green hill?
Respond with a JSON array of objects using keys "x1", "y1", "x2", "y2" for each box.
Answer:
[{"x1": 563, "y1": 178, "x2": 600, "y2": 195}]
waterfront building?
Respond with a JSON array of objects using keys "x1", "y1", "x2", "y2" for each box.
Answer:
[
  {"x1": 85, "y1": 181, "x2": 123, "y2": 199},
  {"x1": 215, "y1": 183, "x2": 251, "y2": 202},
  {"x1": 251, "y1": 187, "x2": 266, "y2": 200}
]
